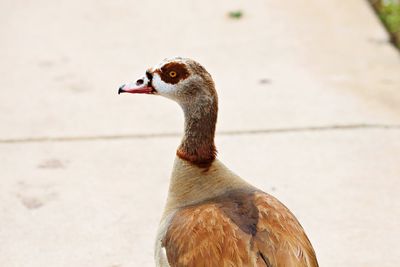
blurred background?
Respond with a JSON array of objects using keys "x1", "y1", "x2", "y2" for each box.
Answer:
[
  {"x1": 370, "y1": 0, "x2": 400, "y2": 47},
  {"x1": 1, "y1": 0, "x2": 399, "y2": 266}
]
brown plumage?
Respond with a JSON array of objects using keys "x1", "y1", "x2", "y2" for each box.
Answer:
[
  {"x1": 163, "y1": 190, "x2": 318, "y2": 267},
  {"x1": 119, "y1": 57, "x2": 319, "y2": 267}
]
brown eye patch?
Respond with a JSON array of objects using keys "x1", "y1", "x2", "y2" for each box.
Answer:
[{"x1": 157, "y1": 62, "x2": 190, "y2": 84}]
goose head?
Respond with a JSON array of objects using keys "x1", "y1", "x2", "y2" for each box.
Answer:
[
  {"x1": 119, "y1": 57, "x2": 218, "y2": 167},
  {"x1": 118, "y1": 57, "x2": 217, "y2": 107}
]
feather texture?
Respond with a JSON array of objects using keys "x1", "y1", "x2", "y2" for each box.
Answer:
[{"x1": 162, "y1": 189, "x2": 318, "y2": 267}]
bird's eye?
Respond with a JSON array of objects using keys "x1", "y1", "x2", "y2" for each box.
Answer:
[{"x1": 169, "y1": 71, "x2": 177, "y2": 78}]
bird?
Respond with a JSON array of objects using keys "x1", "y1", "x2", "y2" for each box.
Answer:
[{"x1": 118, "y1": 57, "x2": 319, "y2": 267}]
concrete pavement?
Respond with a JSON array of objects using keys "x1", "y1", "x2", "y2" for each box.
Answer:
[{"x1": 1, "y1": 0, "x2": 400, "y2": 266}]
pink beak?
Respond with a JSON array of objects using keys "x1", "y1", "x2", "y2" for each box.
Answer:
[{"x1": 118, "y1": 83, "x2": 155, "y2": 95}]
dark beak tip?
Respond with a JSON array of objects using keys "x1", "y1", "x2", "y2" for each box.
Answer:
[{"x1": 118, "y1": 84, "x2": 125, "y2": 95}]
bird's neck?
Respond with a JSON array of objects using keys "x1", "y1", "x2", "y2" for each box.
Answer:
[{"x1": 177, "y1": 95, "x2": 218, "y2": 168}]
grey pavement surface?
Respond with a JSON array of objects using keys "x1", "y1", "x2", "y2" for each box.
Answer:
[{"x1": 1, "y1": 0, "x2": 400, "y2": 266}]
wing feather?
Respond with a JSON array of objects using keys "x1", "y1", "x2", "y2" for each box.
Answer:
[
  {"x1": 253, "y1": 192, "x2": 319, "y2": 267},
  {"x1": 163, "y1": 191, "x2": 318, "y2": 267}
]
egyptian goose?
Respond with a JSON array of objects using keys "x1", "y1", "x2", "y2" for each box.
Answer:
[{"x1": 118, "y1": 57, "x2": 319, "y2": 267}]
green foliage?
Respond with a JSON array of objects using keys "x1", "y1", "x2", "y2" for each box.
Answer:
[
  {"x1": 228, "y1": 10, "x2": 243, "y2": 19},
  {"x1": 379, "y1": 1, "x2": 400, "y2": 33},
  {"x1": 375, "y1": 0, "x2": 400, "y2": 48}
]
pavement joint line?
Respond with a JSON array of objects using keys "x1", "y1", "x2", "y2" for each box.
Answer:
[{"x1": 0, "y1": 124, "x2": 399, "y2": 144}]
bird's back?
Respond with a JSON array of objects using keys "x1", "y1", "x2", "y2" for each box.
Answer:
[{"x1": 160, "y1": 188, "x2": 318, "y2": 267}]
